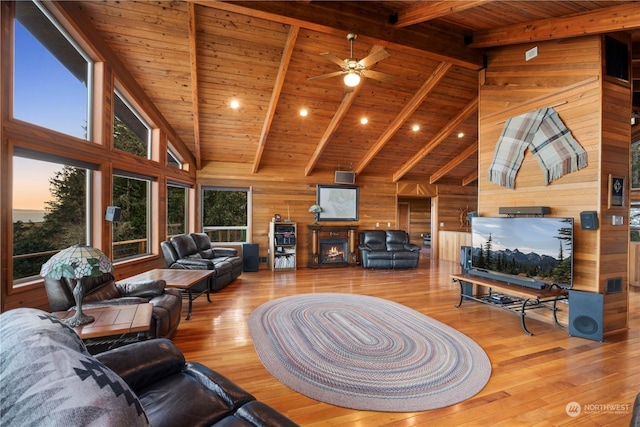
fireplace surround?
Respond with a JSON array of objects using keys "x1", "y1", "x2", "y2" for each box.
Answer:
[{"x1": 307, "y1": 225, "x2": 358, "y2": 268}]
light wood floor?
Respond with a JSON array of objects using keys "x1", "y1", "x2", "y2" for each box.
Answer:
[{"x1": 171, "y1": 256, "x2": 640, "y2": 426}]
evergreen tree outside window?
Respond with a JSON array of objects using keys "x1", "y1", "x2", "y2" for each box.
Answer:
[
  {"x1": 202, "y1": 187, "x2": 250, "y2": 243},
  {"x1": 12, "y1": 156, "x2": 89, "y2": 284},
  {"x1": 113, "y1": 90, "x2": 150, "y2": 158},
  {"x1": 167, "y1": 184, "x2": 188, "y2": 237},
  {"x1": 13, "y1": 0, "x2": 92, "y2": 140},
  {"x1": 112, "y1": 175, "x2": 150, "y2": 260}
]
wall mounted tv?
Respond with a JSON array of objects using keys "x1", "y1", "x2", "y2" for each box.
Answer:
[{"x1": 469, "y1": 216, "x2": 574, "y2": 290}]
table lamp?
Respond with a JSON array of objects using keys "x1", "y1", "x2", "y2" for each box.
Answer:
[{"x1": 40, "y1": 244, "x2": 114, "y2": 327}]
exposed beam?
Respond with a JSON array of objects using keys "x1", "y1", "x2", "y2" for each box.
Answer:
[
  {"x1": 394, "y1": 1, "x2": 495, "y2": 28},
  {"x1": 188, "y1": 3, "x2": 201, "y2": 170},
  {"x1": 470, "y1": 3, "x2": 640, "y2": 48},
  {"x1": 305, "y1": 45, "x2": 384, "y2": 177},
  {"x1": 196, "y1": 1, "x2": 483, "y2": 70},
  {"x1": 354, "y1": 62, "x2": 453, "y2": 175},
  {"x1": 429, "y1": 142, "x2": 477, "y2": 184},
  {"x1": 462, "y1": 170, "x2": 478, "y2": 186},
  {"x1": 393, "y1": 97, "x2": 478, "y2": 182},
  {"x1": 252, "y1": 25, "x2": 299, "y2": 174}
]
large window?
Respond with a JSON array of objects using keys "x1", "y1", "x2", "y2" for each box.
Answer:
[
  {"x1": 113, "y1": 90, "x2": 151, "y2": 158},
  {"x1": 202, "y1": 187, "x2": 250, "y2": 243},
  {"x1": 632, "y1": 137, "x2": 639, "y2": 190},
  {"x1": 167, "y1": 184, "x2": 188, "y2": 237},
  {"x1": 12, "y1": 156, "x2": 89, "y2": 284},
  {"x1": 13, "y1": 1, "x2": 92, "y2": 140},
  {"x1": 112, "y1": 175, "x2": 150, "y2": 260}
]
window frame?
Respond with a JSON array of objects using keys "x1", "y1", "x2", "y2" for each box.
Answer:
[{"x1": 201, "y1": 186, "x2": 251, "y2": 244}]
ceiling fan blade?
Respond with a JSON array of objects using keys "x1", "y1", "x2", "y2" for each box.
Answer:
[
  {"x1": 362, "y1": 69, "x2": 394, "y2": 83},
  {"x1": 307, "y1": 70, "x2": 346, "y2": 82},
  {"x1": 320, "y1": 52, "x2": 347, "y2": 67},
  {"x1": 358, "y1": 48, "x2": 390, "y2": 68}
]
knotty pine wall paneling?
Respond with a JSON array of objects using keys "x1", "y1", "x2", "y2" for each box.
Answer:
[
  {"x1": 478, "y1": 34, "x2": 632, "y2": 335},
  {"x1": 197, "y1": 163, "x2": 397, "y2": 269}
]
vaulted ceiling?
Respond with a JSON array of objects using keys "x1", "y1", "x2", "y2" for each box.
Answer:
[{"x1": 73, "y1": 1, "x2": 640, "y2": 185}]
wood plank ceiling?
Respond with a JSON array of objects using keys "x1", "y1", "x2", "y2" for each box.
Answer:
[{"x1": 74, "y1": 1, "x2": 640, "y2": 184}]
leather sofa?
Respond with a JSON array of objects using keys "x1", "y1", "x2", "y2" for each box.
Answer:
[
  {"x1": 161, "y1": 233, "x2": 243, "y2": 291},
  {"x1": 0, "y1": 308, "x2": 298, "y2": 427},
  {"x1": 44, "y1": 272, "x2": 181, "y2": 339},
  {"x1": 358, "y1": 230, "x2": 421, "y2": 269}
]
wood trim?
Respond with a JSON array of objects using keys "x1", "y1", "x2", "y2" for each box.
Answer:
[
  {"x1": 393, "y1": 1, "x2": 495, "y2": 28},
  {"x1": 471, "y1": 3, "x2": 640, "y2": 48}
]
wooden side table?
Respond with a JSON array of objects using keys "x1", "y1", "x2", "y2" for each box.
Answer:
[
  {"x1": 118, "y1": 269, "x2": 215, "y2": 320},
  {"x1": 54, "y1": 303, "x2": 153, "y2": 351}
]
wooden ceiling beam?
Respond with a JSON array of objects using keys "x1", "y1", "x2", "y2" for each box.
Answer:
[
  {"x1": 393, "y1": 0, "x2": 496, "y2": 28},
  {"x1": 195, "y1": 1, "x2": 483, "y2": 70},
  {"x1": 188, "y1": 3, "x2": 201, "y2": 170},
  {"x1": 429, "y1": 142, "x2": 477, "y2": 184},
  {"x1": 252, "y1": 25, "x2": 299, "y2": 174},
  {"x1": 354, "y1": 62, "x2": 452, "y2": 175},
  {"x1": 393, "y1": 97, "x2": 478, "y2": 182},
  {"x1": 470, "y1": 3, "x2": 640, "y2": 48},
  {"x1": 462, "y1": 170, "x2": 478, "y2": 186},
  {"x1": 305, "y1": 45, "x2": 384, "y2": 177}
]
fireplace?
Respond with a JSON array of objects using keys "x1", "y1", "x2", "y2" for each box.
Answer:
[
  {"x1": 307, "y1": 225, "x2": 358, "y2": 268},
  {"x1": 320, "y1": 239, "x2": 348, "y2": 265}
]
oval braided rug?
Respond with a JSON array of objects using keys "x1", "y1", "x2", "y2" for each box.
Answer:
[{"x1": 249, "y1": 293, "x2": 491, "y2": 412}]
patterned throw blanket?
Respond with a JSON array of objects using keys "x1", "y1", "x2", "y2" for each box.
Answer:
[{"x1": 488, "y1": 107, "x2": 587, "y2": 189}]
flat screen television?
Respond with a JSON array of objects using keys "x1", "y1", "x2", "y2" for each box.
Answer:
[{"x1": 469, "y1": 216, "x2": 574, "y2": 290}]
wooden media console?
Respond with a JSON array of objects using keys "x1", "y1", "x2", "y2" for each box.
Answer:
[{"x1": 451, "y1": 273, "x2": 569, "y2": 335}]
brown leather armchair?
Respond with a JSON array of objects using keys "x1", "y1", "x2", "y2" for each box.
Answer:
[{"x1": 44, "y1": 272, "x2": 182, "y2": 339}]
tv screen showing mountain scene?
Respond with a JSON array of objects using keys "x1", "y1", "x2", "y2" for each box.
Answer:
[{"x1": 470, "y1": 217, "x2": 574, "y2": 288}]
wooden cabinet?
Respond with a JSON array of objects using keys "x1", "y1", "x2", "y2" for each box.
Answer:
[{"x1": 269, "y1": 222, "x2": 296, "y2": 271}]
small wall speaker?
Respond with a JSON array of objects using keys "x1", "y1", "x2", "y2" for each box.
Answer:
[
  {"x1": 568, "y1": 290, "x2": 604, "y2": 341},
  {"x1": 580, "y1": 211, "x2": 599, "y2": 230},
  {"x1": 242, "y1": 243, "x2": 259, "y2": 272},
  {"x1": 334, "y1": 171, "x2": 355, "y2": 185},
  {"x1": 105, "y1": 206, "x2": 121, "y2": 222}
]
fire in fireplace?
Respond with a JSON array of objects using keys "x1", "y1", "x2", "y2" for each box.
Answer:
[{"x1": 320, "y1": 239, "x2": 348, "y2": 264}]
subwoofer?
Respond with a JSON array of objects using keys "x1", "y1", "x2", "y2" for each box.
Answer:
[
  {"x1": 568, "y1": 290, "x2": 604, "y2": 341},
  {"x1": 242, "y1": 243, "x2": 259, "y2": 272}
]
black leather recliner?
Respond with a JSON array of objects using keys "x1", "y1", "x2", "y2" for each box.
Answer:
[
  {"x1": 161, "y1": 233, "x2": 242, "y2": 291},
  {"x1": 44, "y1": 272, "x2": 182, "y2": 339},
  {"x1": 358, "y1": 230, "x2": 421, "y2": 269}
]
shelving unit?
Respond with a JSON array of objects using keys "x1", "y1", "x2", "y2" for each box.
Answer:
[{"x1": 269, "y1": 221, "x2": 296, "y2": 271}]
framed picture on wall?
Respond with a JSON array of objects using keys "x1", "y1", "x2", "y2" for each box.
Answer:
[{"x1": 316, "y1": 185, "x2": 359, "y2": 221}]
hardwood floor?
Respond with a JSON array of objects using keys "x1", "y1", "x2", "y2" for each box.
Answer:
[{"x1": 171, "y1": 256, "x2": 640, "y2": 426}]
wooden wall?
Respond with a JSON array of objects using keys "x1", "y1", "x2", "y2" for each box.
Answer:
[{"x1": 478, "y1": 35, "x2": 632, "y2": 334}]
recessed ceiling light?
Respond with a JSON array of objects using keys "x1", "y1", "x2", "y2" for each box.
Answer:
[
  {"x1": 300, "y1": 109, "x2": 308, "y2": 117},
  {"x1": 457, "y1": 132, "x2": 465, "y2": 138},
  {"x1": 360, "y1": 117, "x2": 368, "y2": 125},
  {"x1": 412, "y1": 124, "x2": 420, "y2": 132},
  {"x1": 230, "y1": 99, "x2": 239, "y2": 109}
]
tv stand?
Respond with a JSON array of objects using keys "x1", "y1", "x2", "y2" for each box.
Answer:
[{"x1": 451, "y1": 273, "x2": 568, "y2": 335}]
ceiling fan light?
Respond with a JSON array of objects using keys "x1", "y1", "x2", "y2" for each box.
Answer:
[{"x1": 344, "y1": 71, "x2": 361, "y2": 87}]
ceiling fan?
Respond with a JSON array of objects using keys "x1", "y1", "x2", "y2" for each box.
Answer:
[{"x1": 308, "y1": 33, "x2": 393, "y2": 88}]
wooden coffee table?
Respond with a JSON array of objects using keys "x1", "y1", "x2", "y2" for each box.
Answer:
[
  {"x1": 54, "y1": 303, "x2": 153, "y2": 351},
  {"x1": 118, "y1": 269, "x2": 215, "y2": 320}
]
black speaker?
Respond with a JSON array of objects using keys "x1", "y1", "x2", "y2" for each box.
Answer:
[
  {"x1": 568, "y1": 290, "x2": 604, "y2": 341},
  {"x1": 242, "y1": 243, "x2": 259, "y2": 272},
  {"x1": 105, "y1": 206, "x2": 121, "y2": 222},
  {"x1": 580, "y1": 211, "x2": 599, "y2": 230},
  {"x1": 460, "y1": 246, "x2": 472, "y2": 272}
]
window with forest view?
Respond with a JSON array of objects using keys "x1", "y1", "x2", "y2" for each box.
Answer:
[
  {"x1": 13, "y1": 157, "x2": 88, "y2": 284},
  {"x1": 14, "y1": 0, "x2": 92, "y2": 140},
  {"x1": 202, "y1": 187, "x2": 250, "y2": 243},
  {"x1": 633, "y1": 137, "x2": 639, "y2": 190},
  {"x1": 113, "y1": 90, "x2": 150, "y2": 158},
  {"x1": 112, "y1": 175, "x2": 150, "y2": 260},
  {"x1": 167, "y1": 184, "x2": 188, "y2": 237}
]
